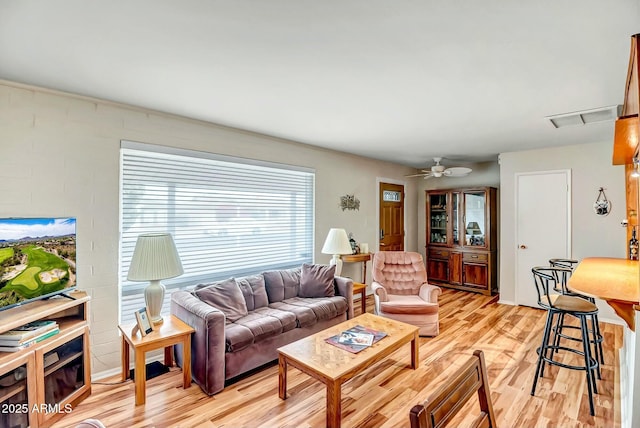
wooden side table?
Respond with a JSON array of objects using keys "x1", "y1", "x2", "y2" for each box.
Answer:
[
  {"x1": 341, "y1": 252, "x2": 372, "y2": 283},
  {"x1": 353, "y1": 282, "x2": 367, "y2": 314},
  {"x1": 119, "y1": 314, "x2": 194, "y2": 405}
]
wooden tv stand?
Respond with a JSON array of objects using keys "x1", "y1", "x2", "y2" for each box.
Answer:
[{"x1": 0, "y1": 291, "x2": 91, "y2": 428}]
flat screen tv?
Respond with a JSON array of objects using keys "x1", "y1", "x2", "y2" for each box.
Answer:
[{"x1": 0, "y1": 217, "x2": 76, "y2": 311}]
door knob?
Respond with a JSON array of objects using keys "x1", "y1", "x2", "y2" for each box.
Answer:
[{"x1": 519, "y1": 245, "x2": 527, "y2": 249}]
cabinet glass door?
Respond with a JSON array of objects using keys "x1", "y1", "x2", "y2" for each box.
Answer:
[
  {"x1": 452, "y1": 192, "x2": 460, "y2": 245},
  {"x1": 464, "y1": 191, "x2": 486, "y2": 247},
  {"x1": 0, "y1": 362, "x2": 30, "y2": 428},
  {"x1": 44, "y1": 334, "x2": 85, "y2": 406},
  {"x1": 429, "y1": 193, "x2": 447, "y2": 244}
]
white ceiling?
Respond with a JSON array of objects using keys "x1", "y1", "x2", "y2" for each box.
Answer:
[{"x1": 0, "y1": 1, "x2": 638, "y2": 167}]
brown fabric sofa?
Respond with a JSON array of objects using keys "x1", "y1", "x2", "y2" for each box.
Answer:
[{"x1": 171, "y1": 266, "x2": 354, "y2": 395}]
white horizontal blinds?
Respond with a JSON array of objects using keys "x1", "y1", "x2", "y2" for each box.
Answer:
[{"x1": 120, "y1": 144, "x2": 314, "y2": 324}]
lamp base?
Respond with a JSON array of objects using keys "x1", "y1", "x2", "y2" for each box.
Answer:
[
  {"x1": 145, "y1": 280, "x2": 166, "y2": 325},
  {"x1": 329, "y1": 254, "x2": 344, "y2": 276}
]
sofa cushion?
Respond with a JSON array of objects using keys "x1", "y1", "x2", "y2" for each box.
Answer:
[
  {"x1": 236, "y1": 275, "x2": 269, "y2": 311},
  {"x1": 299, "y1": 263, "x2": 336, "y2": 298},
  {"x1": 294, "y1": 296, "x2": 346, "y2": 320},
  {"x1": 225, "y1": 307, "x2": 297, "y2": 353},
  {"x1": 268, "y1": 301, "x2": 318, "y2": 327},
  {"x1": 270, "y1": 296, "x2": 348, "y2": 327},
  {"x1": 225, "y1": 323, "x2": 254, "y2": 352},
  {"x1": 252, "y1": 307, "x2": 297, "y2": 332},
  {"x1": 194, "y1": 278, "x2": 248, "y2": 324},
  {"x1": 263, "y1": 268, "x2": 301, "y2": 302},
  {"x1": 233, "y1": 312, "x2": 284, "y2": 343}
]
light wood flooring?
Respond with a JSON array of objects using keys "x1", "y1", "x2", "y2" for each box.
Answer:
[{"x1": 56, "y1": 289, "x2": 622, "y2": 428}]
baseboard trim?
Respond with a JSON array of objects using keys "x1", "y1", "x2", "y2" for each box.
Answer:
[{"x1": 92, "y1": 353, "x2": 164, "y2": 381}]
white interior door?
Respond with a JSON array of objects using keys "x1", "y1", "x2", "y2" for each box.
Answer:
[{"x1": 515, "y1": 170, "x2": 571, "y2": 308}]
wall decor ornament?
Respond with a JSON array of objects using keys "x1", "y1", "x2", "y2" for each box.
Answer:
[
  {"x1": 340, "y1": 194, "x2": 360, "y2": 211},
  {"x1": 593, "y1": 187, "x2": 611, "y2": 216}
]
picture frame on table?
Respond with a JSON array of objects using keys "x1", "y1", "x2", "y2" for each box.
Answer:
[{"x1": 134, "y1": 307, "x2": 154, "y2": 337}]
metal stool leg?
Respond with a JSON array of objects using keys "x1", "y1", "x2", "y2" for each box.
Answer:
[
  {"x1": 551, "y1": 311, "x2": 604, "y2": 380},
  {"x1": 593, "y1": 313, "x2": 605, "y2": 365},
  {"x1": 580, "y1": 315, "x2": 596, "y2": 416},
  {"x1": 532, "y1": 310, "x2": 554, "y2": 395},
  {"x1": 552, "y1": 312, "x2": 565, "y2": 354},
  {"x1": 590, "y1": 314, "x2": 603, "y2": 380}
]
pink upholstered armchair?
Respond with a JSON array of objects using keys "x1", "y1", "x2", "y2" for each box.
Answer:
[{"x1": 371, "y1": 251, "x2": 442, "y2": 336}]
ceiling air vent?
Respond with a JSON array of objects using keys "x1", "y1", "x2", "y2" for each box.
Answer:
[{"x1": 546, "y1": 105, "x2": 622, "y2": 128}]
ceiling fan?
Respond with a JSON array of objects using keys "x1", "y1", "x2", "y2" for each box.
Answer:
[{"x1": 406, "y1": 157, "x2": 472, "y2": 179}]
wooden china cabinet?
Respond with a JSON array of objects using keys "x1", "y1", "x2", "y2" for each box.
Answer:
[{"x1": 425, "y1": 187, "x2": 497, "y2": 295}]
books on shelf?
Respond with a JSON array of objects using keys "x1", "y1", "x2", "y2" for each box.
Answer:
[
  {"x1": 0, "y1": 328, "x2": 60, "y2": 352},
  {"x1": 0, "y1": 320, "x2": 58, "y2": 342},
  {"x1": 325, "y1": 325, "x2": 387, "y2": 354},
  {"x1": 0, "y1": 320, "x2": 59, "y2": 351},
  {"x1": 0, "y1": 343, "x2": 33, "y2": 353}
]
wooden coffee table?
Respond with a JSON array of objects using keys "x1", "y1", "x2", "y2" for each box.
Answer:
[{"x1": 278, "y1": 313, "x2": 419, "y2": 428}]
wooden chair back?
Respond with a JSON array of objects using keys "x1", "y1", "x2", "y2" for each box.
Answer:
[{"x1": 409, "y1": 350, "x2": 497, "y2": 428}]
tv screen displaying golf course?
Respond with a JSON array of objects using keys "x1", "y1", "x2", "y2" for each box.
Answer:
[{"x1": 0, "y1": 217, "x2": 76, "y2": 311}]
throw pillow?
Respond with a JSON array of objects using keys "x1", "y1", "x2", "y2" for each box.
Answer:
[
  {"x1": 299, "y1": 263, "x2": 336, "y2": 298},
  {"x1": 236, "y1": 275, "x2": 268, "y2": 311},
  {"x1": 195, "y1": 278, "x2": 248, "y2": 323}
]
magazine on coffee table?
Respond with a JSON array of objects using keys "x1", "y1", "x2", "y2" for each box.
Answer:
[
  {"x1": 338, "y1": 331, "x2": 374, "y2": 347},
  {"x1": 325, "y1": 325, "x2": 387, "y2": 353}
]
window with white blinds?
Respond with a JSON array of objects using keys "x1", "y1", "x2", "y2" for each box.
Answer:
[{"x1": 119, "y1": 141, "x2": 315, "y2": 324}]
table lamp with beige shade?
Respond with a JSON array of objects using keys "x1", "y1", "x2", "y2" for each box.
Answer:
[
  {"x1": 127, "y1": 233, "x2": 183, "y2": 325},
  {"x1": 321, "y1": 228, "x2": 353, "y2": 276}
]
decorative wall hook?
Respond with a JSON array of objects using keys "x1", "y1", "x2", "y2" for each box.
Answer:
[
  {"x1": 340, "y1": 194, "x2": 360, "y2": 211},
  {"x1": 593, "y1": 187, "x2": 611, "y2": 216}
]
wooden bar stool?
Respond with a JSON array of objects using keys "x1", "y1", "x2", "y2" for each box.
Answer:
[{"x1": 531, "y1": 266, "x2": 599, "y2": 416}]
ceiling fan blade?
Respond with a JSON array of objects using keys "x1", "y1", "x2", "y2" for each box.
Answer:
[
  {"x1": 443, "y1": 167, "x2": 472, "y2": 177},
  {"x1": 405, "y1": 173, "x2": 431, "y2": 178}
]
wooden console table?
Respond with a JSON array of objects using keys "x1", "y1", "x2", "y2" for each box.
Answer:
[
  {"x1": 341, "y1": 253, "x2": 372, "y2": 283},
  {"x1": 353, "y1": 282, "x2": 367, "y2": 314}
]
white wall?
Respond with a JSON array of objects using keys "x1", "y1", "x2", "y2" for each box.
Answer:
[
  {"x1": 0, "y1": 81, "x2": 418, "y2": 374},
  {"x1": 499, "y1": 141, "x2": 626, "y2": 322}
]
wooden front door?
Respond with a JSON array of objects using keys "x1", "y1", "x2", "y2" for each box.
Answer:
[{"x1": 379, "y1": 182, "x2": 405, "y2": 251}]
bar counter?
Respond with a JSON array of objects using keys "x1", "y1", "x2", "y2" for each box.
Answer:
[
  {"x1": 567, "y1": 257, "x2": 640, "y2": 428},
  {"x1": 567, "y1": 257, "x2": 639, "y2": 330}
]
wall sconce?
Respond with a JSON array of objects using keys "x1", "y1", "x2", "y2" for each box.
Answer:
[{"x1": 631, "y1": 158, "x2": 640, "y2": 178}]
